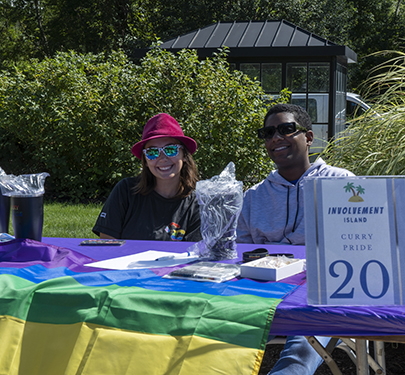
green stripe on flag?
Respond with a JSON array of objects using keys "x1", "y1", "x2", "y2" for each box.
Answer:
[{"x1": 0, "y1": 274, "x2": 280, "y2": 349}]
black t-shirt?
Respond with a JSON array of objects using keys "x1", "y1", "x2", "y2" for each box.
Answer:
[{"x1": 92, "y1": 177, "x2": 202, "y2": 242}]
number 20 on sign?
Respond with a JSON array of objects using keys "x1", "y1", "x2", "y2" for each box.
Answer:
[{"x1": 304, "y1": 176, "x2": 405, "y2": 306}]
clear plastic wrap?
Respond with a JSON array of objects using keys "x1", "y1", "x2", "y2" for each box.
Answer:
[
  {"x1": 0, "y1": 166, "x2": 10, "y2": 233},
  {"x1": 163, "y1": 262, "x2": 240, "y2": 283},
  {"x1": 0, "y1": 172, "x2": 50, "y2": 197},
  {"x1": 0, "y1": 172, "x2": 49, "y2": 241},
  {"x1": 188, "y1": 162, "x2": 243, "y2": 260}
]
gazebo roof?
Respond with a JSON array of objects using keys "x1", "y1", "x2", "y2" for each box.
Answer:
[{"x1": 133, "y1": 20, "x2": 357, "y2": 63}]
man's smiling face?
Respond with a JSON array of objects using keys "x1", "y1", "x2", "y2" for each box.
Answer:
[{"x1": 264, "y1": 111, "x2": 313, "y2": 173}]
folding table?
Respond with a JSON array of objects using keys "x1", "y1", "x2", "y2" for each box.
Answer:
[{"x1": 0, "y1": 237, "x2": 403, "y2": 375}]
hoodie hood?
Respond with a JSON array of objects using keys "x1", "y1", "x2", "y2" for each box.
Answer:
[{"x1": 266, "y1": 158, "x2": 327, "y2": 187}]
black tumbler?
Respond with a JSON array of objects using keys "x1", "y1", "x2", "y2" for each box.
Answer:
[
  {"x1": 0, "y1": 194, "x2": 10, "y2": 233},
  {"x1": 11, "y1": 195, "x2": 44, "y2": 241}
]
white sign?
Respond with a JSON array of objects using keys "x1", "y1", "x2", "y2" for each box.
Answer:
[{"x1": 304, "y1": 176, "x2": 405, "y2": 305}]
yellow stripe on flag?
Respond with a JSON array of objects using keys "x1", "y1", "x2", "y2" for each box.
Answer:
[{"x1": 0, "y1": 315, "x2": 265, "y2": 375}]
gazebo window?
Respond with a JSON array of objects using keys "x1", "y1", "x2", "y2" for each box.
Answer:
[
  {"x1": 240, "y1": 63, "x2": 260, "y2": 82},
  {"x1": 286, "y1": 62, "x2": 331, "y2": 153},
  {"x1": 309, "y1": 63, "x2": 329, "y2": 92},
  {"x1": 262, "y1": 63, "x2": 282, "y2": 92},
  {"x1": 287, "y1": 63, "x2": 307, "y2": 92},
  {"x1": 335, "y1": 63, "x2": 348, "y2": 134},
  {"x1": 240, "y1": 63, "x2": 283, "y2": 93},
  {"x1": 287, "y1": 62, "x2": 330, "y2": 123}
]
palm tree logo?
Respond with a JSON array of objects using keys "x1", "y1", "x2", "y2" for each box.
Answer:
[{"x1": 344, "y1": 182, "x2": 365, "y2": 202}]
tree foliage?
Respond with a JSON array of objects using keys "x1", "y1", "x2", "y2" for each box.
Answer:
[
  {"x1": 2, "y1": 0, "x2": 405, "y2": 88},
  {"x1": 0, "y1": 48, "x2": 273, "y2": 201},
  {"x1": 136, "y1": 0, "x2": 272, "y2": 42},
  {"x1": 268, "y1": 0, "x2": 354, "y2": 45},
  {"x1": 0, "y1": 0, "x2": 150, "y2": 65}
]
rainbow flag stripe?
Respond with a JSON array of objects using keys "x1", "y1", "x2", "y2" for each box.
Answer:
[{"x1": 0, "y1": 239, "x2": 297, "y2": 375}]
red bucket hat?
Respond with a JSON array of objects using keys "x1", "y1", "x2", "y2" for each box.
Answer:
[{"x1": 131, "y1": 113, "x2": 197, "y2": 159}]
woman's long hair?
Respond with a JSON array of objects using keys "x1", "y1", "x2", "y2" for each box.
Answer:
[{"x1": 133, "y1": 142, "x2": 198, "y2": 198}]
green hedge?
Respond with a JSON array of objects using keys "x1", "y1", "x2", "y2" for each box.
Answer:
[{"x1": 0, "y1": 48, "x2": 278, "y2": 201}]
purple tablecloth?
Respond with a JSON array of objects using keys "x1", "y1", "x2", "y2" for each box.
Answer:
[{"x1": 40, "y1": 237, "x2": 405, "y2": 338}]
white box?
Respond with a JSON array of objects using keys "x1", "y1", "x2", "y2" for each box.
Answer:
[{"x1": 240, "y1": 256, "x2": 305, "y2": 281}]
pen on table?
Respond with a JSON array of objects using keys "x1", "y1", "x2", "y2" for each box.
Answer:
[{"x1": 155, "y1": 251, "x2": 193, "y2": 261}]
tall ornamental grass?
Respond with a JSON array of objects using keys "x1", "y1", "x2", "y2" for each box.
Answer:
[{"x1": 322, "y1": 51, "x2": 405, "y2": 176}]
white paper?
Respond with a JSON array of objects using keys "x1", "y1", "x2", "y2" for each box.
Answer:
[{"x1": 84, "y1": 250, "x2": 199, "y2": 270}]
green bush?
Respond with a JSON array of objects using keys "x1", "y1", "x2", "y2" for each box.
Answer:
[
  {"x1": 0, "y1": 47, "x2": 275, "y2": 201},
  {"x1": 0, "y1": 51, "x2": 141, "y2": 200}
]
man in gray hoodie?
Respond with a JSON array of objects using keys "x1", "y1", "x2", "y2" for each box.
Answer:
[
  {"x1": 237, "y1": 103, "x2": 354, "y2": 374},
  {"x1": 238, "y1": 103, "x2": 354, "y2": 244}
]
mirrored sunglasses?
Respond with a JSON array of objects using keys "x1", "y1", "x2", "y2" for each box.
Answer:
[
  {"x1": 143, "y1": 144, "x2": 183, "y2": 160},
  {"x1": 257, "y1": 122, "x2": 307, "y2": 139}
]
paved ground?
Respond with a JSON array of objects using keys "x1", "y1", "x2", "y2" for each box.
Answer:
[{"x1": 259, "y1": 341, "x2": 405, "y2": 374}]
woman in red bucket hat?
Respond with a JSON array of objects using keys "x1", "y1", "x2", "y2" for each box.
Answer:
[{"x1": 92, "y1": 113, "x2": 201, "y2": 241}]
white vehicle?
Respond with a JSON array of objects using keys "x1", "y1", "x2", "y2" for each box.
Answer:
[
  {"x1": 291, "y1": 92, "x2": 371, "y2": 123},
  {"x1": 346, "y1": 92, "x2": 371, "y2": 118},
  {"x1": 290, "y1": 92, "x2": 371, "y2": 154}
]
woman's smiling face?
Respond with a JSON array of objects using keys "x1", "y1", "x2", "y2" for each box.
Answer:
[{"x1": 144, "y1": 137, "x2": 184, "y2": 183}]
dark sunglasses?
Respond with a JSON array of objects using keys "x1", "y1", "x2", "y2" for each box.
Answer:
[
  {"x1": 143, "y1": 144, "x2": 183, "y2": 160},
  {"x1": 257, "y1": 122, "x2": 307, "y2": 140}
]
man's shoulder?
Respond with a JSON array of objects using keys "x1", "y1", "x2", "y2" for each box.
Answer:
[
  {"x1": 309, "y1": 158, "x2": 354, "y2": 177},
  {"x1": 318, "y1": 164, "x2": 354, "y2": 177}
]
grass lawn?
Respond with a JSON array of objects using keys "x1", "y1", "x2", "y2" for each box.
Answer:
[{"x1": 6, "y1": 202, "x2": 103, "y2": 239}]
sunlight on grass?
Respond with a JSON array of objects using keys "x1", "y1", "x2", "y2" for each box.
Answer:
[
  {"x1": 41, "y1": 202, "x2": 102, "y2": 238},
  {"x1": 6, "y1": 202, "x2": 103, "y2": 239}
]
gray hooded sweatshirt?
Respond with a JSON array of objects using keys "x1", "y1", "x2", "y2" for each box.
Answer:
[{"x1": 237, "y1": 158, "x2": 354, "y2": 245}]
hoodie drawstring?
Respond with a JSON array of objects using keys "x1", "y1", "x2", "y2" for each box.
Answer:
[
  {"x1": 292, "y1": 182, "x2": 300, "y2": 232},
  {"x1": 283, "y1": 183, "x2": 300, "y2": 243},
  {"x1": 283, "y1": 186, "x2": 293, "y2": 244}
]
